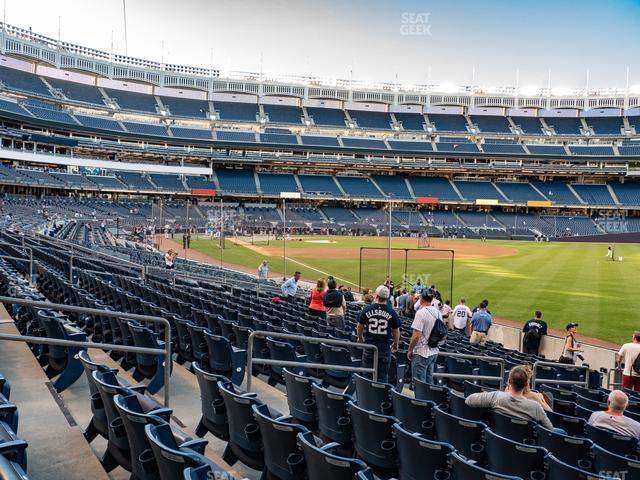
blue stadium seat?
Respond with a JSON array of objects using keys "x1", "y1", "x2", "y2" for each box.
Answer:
[
  {"x1": 192, "y1": 362, "x2": 229, "y2": 441},
  {"x1": 159, "y1": 96, "x2": 208, "y2": 118},
  {"x1": 263, "y1": 104, "x2": 304, "y2": 125},
  {"x1": 311, "y1": 383, "x2": 353, "y2": 444},
  {"x1": 203, "y1": 331, "x2": 246, "y2": 386},
  {"x1": 484, "y1": 428, "x2": 547, "y2": 479},
  {"x1": 390, "y1": 389, "x2": 435, "y2": 437},
  {"x1": 347, "y1": 110, "x2": 393, "y2": 130},
  {"x1": 428, "y1": 113, "x2": 469, "y2": 132},
  {"x1": 283, "y1": 369, "x2": 318, "y2": 429},
  {"x1": 297, "y1": 431, "x2": 373, "y2": 480},
  {"x1": 434, "y1": 406, "x2": 486, "y2": 462},
  {"x1": 470, "y1": 115, "x2": 512, "y2": 133},
  {"x1": 449, "y1": 451, "x2": 521, "y2": 480},
  {"x1": 536, "y1": 425, "x2": 594, "y2": 468},
  {"x1": 103, "y1": 88, "x2": 158, "y2": 113},
  {"x1": 252, "y1": 403, "x2": 308, "y2": 480},
  {"x1": 586, "y1": 424, "x2": 639, "y2": 457},
  {"x1": 46, "y1": 77, "x2": 105, "y2": 105},
  {"x1": 393, "y1": 423, "x2": 453, "y2": 480},
  {"x1": 214, "y1": 101, "x2": 259, "y2": 122},
  {"x1": 591, "y1": 443, "x2": 640, "y2": 479},
  {"x1": 307, "y1": 107, "x2": 346, "y2": 127},
  {"x1": 546, "y1": 453, "x2": 609, "y2": 480},
  {"x1": 544, "y1": 117, "x2": 583, "y2": 135},
  {"x1": 394, "y1": 112, "x2": 425, "y2": 131},
  {"x1": 348, "y1": 400, "x2": 399, "y2": 474}
]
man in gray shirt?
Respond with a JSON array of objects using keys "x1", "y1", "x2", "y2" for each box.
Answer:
[
  {"x1": 588, "y1": 390, "x2": 640, "y2": 440},
  {"x1": 466, "y1": 365, "x2": 553, "y2": 430}
]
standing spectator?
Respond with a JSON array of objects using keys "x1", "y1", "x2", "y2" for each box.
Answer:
[
  {"x1": 473, "y1": 299, "x2": 491, "y2": 315},
  {"x1": 281, "y1": 271, "x2": 301, "y2": 299},
  {"x1": 164, "y1": 249, "x2": 177, "y2": 269},
  {"x1": 258, "y1": 260, "x2": 269, "y2": 281},
  {"x1": 452, "y1": 298, "x2": 472, "y2": 334},
  {"x1": 308, "y1": 279, "x2": 326, "y2": 318},
  {"x1": 412, "y1": 280, "x2": 424, "y2": 296},
  {"x1": 558, "y1": 323, "x2": 584, "y2": 364},
  {"x1": 588, "y1": 390, "x2": 640, "y2": 439},
  {"x1": 396, "y1": 289, "x2": 410, "y2": 314},
  {"x1": 430, "y1": 285, "x2": 442, "y2": 302},
  {"x1": 362, "y1": 288, "x2": 374, "y2": 305},
  {"x1": 407, "y1": 292, "x2": 441, "y2": 385},
  {"x1": 466, "y1": 365, "x2": 554, "y2": 429},
  {"x1": 441, "y1": 300, "x2": 453, "y2": 328},
  {"x1": 470, "y1": 301, "x2": 492, "y2": 345},
  {"x1": 356, "y1": 285, "x2": 400, "y2": 383},
  {"x1": 522, "y1": 311, "x2": 548, "y2": 355},
  {"x1": 616, "y1": 331, "x2": 640, "y2": 391},
  {"x1": 343, "y1": 287, "x2": 354, "y2": 302},
  {"x1": 324, "y1": 278, "x2": 346, "y2": 329}
]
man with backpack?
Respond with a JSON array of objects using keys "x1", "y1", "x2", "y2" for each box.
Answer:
[
  {"x1": 617, "y1": 331, "x2": 640, "y2": 391},
  {"x1": 522, "y1": 311, "x2": 548, "y2": 355},
  {"x1": 407, "y1": 292, "x2": 447, "y2": 385}
]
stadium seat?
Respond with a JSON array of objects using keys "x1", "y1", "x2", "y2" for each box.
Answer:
[
  {"x1": 283, "y1": 369, "x2": 318, "y2": 429},
  {"x1": 128, "y1": 321, "x2": 167, "y2": 394},
  {"x1": 353, "y1": 373, "x2": 393, "y2": 414},
  {"x1": 311, "y1": 383, "x2": 353, "y2": 445},
  {"x1": 0, "y1": 453, "x2": 30, "y2": 480},
  {"x1": 484, "y1": 428, "x2": 547, "y2": 479},
  {"x1": 77, "y1": 350, "x2": 117, "y2": 442},
  {"x1": 348, "y1": 400, "x2": 399, "y2": 475},
  {"x1": 319, "y1": 344, "x2": 360, "y2": 388},
  {"x1": 0, "y1": 420, "x2": 27, "y2": 471},
  {"x1": 192, "y1": 362, "x2": 229, "y2": 440},
  {"x1": 434, "y1": 406, "x2": 486, "y2": 462},
  {"x1": 93, "y1": 369, "x2": 149, "y2": 472},
  {"x1": 203, "y1": 331, "x2": 246, "y2": 386},
  {"x1": 449, "y1": 451, "x2": 521, "y2": 480},
  {"x1": 113, "y1": 392, "x2": 175, "y2": 480},
  {"x1": 546, "y1": 410, "x2": 586, "y2": 436},
  {"x1": 586, "y1": 425, "x2": 640, "y2": 457},
  {"x1": 389, "y1": 388, "x2": 435, "y2": 437},
  {"x1": 145, "y1": 422, "x2": 217, "y2": 480},
  {"x1": 546, "y1": 453, "x2": 609, "y2": 480},
  {"x1": 252, "y1": 403, "x2": 309, "y2": 480},
  {"x1": 265, "y1": 337, "x2": 306, "y2": 386},
  {"x1": 536, "y1": 425, "x2": 594, "y2": 469},
  {"x1": 448, "y1": 391, "x2": 489, "y2": 422},
  {"x1": 297, "y1": 431, "x2": 373, "y2": 480},
  {"x1": 392, "y1": 423, "x2": 452, "y2": 480},
  {"x1": 36, "y1": 309, "x2": 86, "y2": 392},
  {"x1": 488, "y1": 410, "x2": 537, "y2": 445},
  {"x1": 591, "y1": 443, "x2": 640, "y2": 479},
  {"x1": 217, "y1": 379, "x2": 267, "y2": 470},
  {"x1": 415, "y1": 380, "x2": 450, "y2": 406}
]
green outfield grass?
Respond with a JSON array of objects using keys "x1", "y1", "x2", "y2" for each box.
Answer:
[{"x1": 190, "y1": 236, "x2": 640, "y2": 345}]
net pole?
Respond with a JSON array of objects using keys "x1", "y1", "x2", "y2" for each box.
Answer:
[
  {"x1": 387, "y1": 202, "x2": 392, "y2": 279},
  {"x1": 282, "y1": 198, "x2": 287, "y2": 279}
]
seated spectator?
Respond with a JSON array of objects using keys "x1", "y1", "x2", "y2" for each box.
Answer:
[
  {"x1": 466, "y1": 365, "x2": 553, "y2": 429},
  {"x1": 521, "y1": 365, "x2": 552, "y2": 412},
  {"x1": 588, "y1": 390, "x2": 640, "y2": 440}
]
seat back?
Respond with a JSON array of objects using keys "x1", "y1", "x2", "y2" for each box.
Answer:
[
  {"x1": 389, "y1": 389, "x2": 435, "y2": 436},
  {"x1": 536, "y1": 425, "x2": 593, "y2": 468},
  {"x1": 348, "y1": 400, "x2": 398, "y2": 471},
  {"x1": 145, "y1": 423, "x2": 207, "y2": 480},
  {"x1": 192, "y1": 362, "x2": 229, "y2": 440},
  {"x1": 128, "y1": 321, "x2": 161, "y2": 367},
  {"x1": 217, "y1": 380, "x2": 264, "y2": 453},
  {"x1": 311, "y1": 383, "x2": 353, "y2": 443},
  {"x1": 393, "y1": 423, "x2": 452, "y2": 480},
  {"x1": 489, "y1": 410, "x2": 536, "y2": 444},
  {"x1": 252, "y1": 404, "x2": 307, "y2": 480},
  {"x1": 484, "y1": 428, "x2": 546, "y2": 478},
  {"x1": 414, "y1": 380, "x2": 449, "y2": 406},
  {"x1": 450, "y1": 451, "x2": 521, "y2": 480},
  {"x1": 587, "y1": 424, "x2": 639, "y2": 456},
  {"x1": 353, "y1": 374, "x2": 393, "y2": 414},
  {"x1": 297, "y1": 431, "x2": 372, "y2": 480},
  {"x1": 546, "y1": 411, "x2": 586, "y2": 437},
  {"x1": 546, "y1": 453, "x2": 609, "y2": 480},
  {"x1": 448, "y1": 391, "x2": 488, "y2": 422},
  {"x1": 434, "y1": 406, "x2": 486, "y2": 461},
  {"x1": 592, "y1": 443, "x2": 640, "y2": 479},
  {"x1": 204, "y1": 331, "x2": 233, "y2": 374},
  {"x1": 283, "y1": 369, "x2": 317, "y2": 426}
]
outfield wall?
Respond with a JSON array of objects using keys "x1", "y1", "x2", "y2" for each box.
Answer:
[
  {"x1": 555, "y1": 232, "x2": 640, "y2": 243},
  {"x1": 488, "y1": 323, "x2": 617, "y2": 375}
]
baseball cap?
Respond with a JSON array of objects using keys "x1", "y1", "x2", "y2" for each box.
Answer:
[
  {"x1": 375, "y1": 285, "x2": 390, "y2": 300},
  {"x1": 566, "y1": 323, "x2": 579, "y2": 330}
]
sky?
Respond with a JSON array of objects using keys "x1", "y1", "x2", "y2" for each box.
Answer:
[{"x1": 4, "y1": 0, "x2": 640, "y2": 89}]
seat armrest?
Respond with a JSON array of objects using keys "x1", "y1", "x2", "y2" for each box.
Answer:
[{"x1": 180, "y1": 438, "x2": 208, "y2": 455}]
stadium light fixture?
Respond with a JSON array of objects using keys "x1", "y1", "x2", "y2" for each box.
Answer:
[
  {"x1": 437, "y1": 83, "x2": 458, "y2": 94},
  {"x1": 629, "y1": 84, "x2": 640, "y2": 94},
  {"x1": 551, "y1": 86, "x2": 573, "y2": 97}
]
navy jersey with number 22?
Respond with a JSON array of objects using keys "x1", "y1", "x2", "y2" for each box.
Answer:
[{"x1": 358, "y1": 303, "x2": 400, "y2": 345}]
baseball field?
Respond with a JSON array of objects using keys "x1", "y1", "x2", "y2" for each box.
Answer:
[{"x1": 188, "y1": 236, "x2": 639, "y2": 345}]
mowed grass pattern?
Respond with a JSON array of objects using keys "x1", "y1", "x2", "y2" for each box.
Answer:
[{"x1": 190, "y1": 236, "x2": 640, "y2": 344}]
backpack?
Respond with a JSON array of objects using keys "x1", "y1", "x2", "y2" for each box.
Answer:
[
  {"x1": 632, "y1": 353, "x2": 640, "y2": 376},
  {"x1": 426, "y1": 307, "x2": 448, "y2": 348},
  {"x1": 523, "y1": 328, "x2": 541, "y2": 346}
]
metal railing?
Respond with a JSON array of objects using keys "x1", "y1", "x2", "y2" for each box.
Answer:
[
  {"x1": 245, "y1": 331, "x2": 378, "y2": 392},
  {"x1": 531, "y1": 360, "x2": 590, "y2": 387},
  {"x1": 0, "y1": 296, "x2": 172, "y2": 406},
  {"x1": 433, "y1": 352, "x2": 507, "y2": 390}
]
